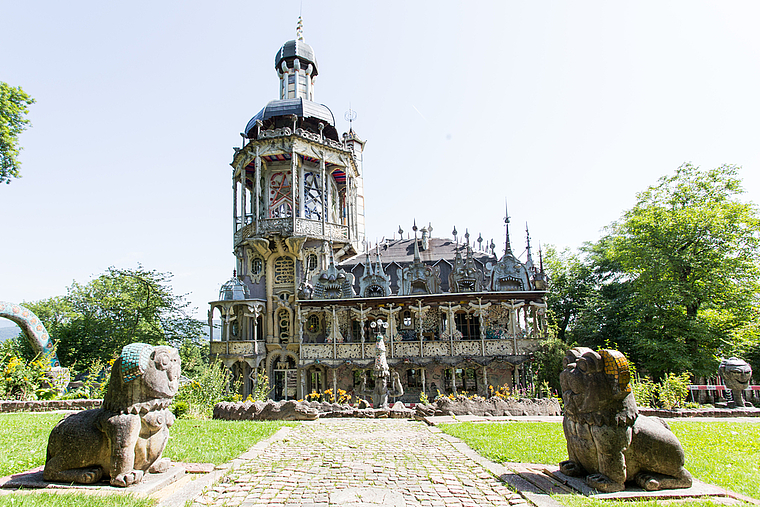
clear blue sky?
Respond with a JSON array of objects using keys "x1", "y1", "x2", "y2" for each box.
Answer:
[{"x1": 2, "y1": 1, "x2": 760, "y2": 324}]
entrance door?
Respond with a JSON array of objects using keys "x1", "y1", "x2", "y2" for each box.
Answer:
[
  {"x1": 273, "y1": 369, "x2": 298, "y2": 400},
  {"x1": 307, "y1": 368, "x2": 324, "y2": 394}
]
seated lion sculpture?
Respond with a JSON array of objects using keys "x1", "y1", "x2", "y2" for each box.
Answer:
[
  {"x1": 559, "y1": 347, "x2": 692, "y2": 493},
  {"x1": 44, "y1": 343, "x2": 181, "y2": 487}
]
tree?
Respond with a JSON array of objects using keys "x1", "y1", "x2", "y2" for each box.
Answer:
[
  {"x1": 0, "y1": 82, "x2": 35, "y2": 184},
  {"x1": 544, "y1": 245, "x2": 595, "y2": 342},
  {"x1": 24, "y1": 266, "x2": 205, "y2": 369},
  {"x1": 607, "y1": 163, "x2": 760, "y2": 378}
]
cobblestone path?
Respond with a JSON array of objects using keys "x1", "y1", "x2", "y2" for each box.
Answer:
[{"x1": 191, "y1": 418, "x2": 526, "y2": 507}]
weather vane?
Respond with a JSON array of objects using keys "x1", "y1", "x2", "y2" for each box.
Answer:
[{"x1": 344, "y1": 105, "x2": 357, "y2": 131}]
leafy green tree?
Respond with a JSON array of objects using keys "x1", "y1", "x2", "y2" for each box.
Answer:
[
  {"x1": 0, "y1": 82, "x2": 35, "y2": 184},
  {"x1": 544, "y1": 241, "x2": 637, "y2": 359},
  {"x1": 24, "y1": 266, "x2": 205, "y2": 369},
  {"x1": 607, "y1": 163, "x2": 760, "y2": 378},
  {"x1": 533, "y1": 337, "x2": 570, "y2": 394},
  {"x1": 543, "y1": 246, "x2": 594, "y2": 342}
]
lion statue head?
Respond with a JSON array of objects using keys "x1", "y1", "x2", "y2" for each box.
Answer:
[
  {"x1": 103, "y1": 343, "x2": 181, "y2": 415},
  {"x1": 719, "y1": 357, "x2": 752, "y2": 392},
  {"x1": 559, "y1": 347, "x2": 637, "y2": 427}
]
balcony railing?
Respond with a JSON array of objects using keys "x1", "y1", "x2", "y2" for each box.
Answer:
[
  {"x1": 234, "y1": 218, "x2": 350, "y2": 245},
  {"x1": 300, "y1": 337, "x2": 539, "y2": 361},
  {"x1": 210, "y1": 340, "x2": 266, "y2": 358}
]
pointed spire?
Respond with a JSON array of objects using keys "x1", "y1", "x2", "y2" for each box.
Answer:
[
  {"x1": 296, "y1": 16, "x2": 304, "y2": 41},
  {"x1": 375, "y1": 243, "x2": 386, "y2": 276},
  {"x1": 504, "y1": 200, "x2": 512, "y2": 255},
  {"x1": 525, "y1": 223, "x2": 534, "y2": 271},
  {"x1": 539, "y1": 243, "x2": 545, "y2": 274},
  {"x1": 413, "y1": 221, "x2": 421, "y2": 263}
]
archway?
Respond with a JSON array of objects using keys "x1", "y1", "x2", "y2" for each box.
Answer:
[{"x1": 0, "y1": 301, "x2": 60, "y2": 367}]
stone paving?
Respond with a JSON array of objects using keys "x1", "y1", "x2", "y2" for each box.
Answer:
[{"x1": 190, "y1": 419, "x2": 527, "y2": 507}]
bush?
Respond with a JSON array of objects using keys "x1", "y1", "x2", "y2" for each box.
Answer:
[
  {"x1": 658, "y1": 371, "x2": 691, "y2": 410},
  {"x1": 631, "y1": 372, "x2": 691, "y2": 409},
  {"x1": 0, "y1": 353, "x2": 48, "y2": 400},
  {"x1": 631, "y1": 375, "x2": 658, "y2": 408},
  {"x1": 172, "y1": 361, "x2": 239, "y2": 418}
]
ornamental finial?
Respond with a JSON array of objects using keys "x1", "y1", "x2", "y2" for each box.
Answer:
[{"x1": 296, "y1": 16, "x2": 304, "y2": 41}]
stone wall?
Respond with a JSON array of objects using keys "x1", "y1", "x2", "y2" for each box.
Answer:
[{"x1": 0, "y1": 399, "x2": 102, "y2": 412}]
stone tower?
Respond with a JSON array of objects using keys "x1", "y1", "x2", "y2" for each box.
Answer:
[{"x1": 209, "y1": 23, "x2": 365, "y2": 397}]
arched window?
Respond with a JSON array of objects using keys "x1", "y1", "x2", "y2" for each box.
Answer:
[
  {"x1": 403, "y1": 311, "x2": 412, "y2": 328},
  {"x1": 307, "y1": 253, "x2": 318, "y2": 272},
  {"x1": 307, "y1": 314, "x2": 320, "y2": 333}
]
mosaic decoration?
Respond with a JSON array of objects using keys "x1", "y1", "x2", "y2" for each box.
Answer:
[
  {"x1": 0, "y1": 301, "x2": 59, "y2": 367},
  {"x1": 120, "y1": 342, "x2": 154, "y2": 383},
  {"x1": 600, "y1": 349, "x2": 631, "y2": 394}
]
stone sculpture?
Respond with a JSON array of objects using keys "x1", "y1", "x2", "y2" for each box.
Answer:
[
  {"x1": 719, "y1": 357, "x2": 753, "y2": 408},
  {"x1": 359, "y1": 333, "x2": 403, "y2": 408},
  {"x1": 559, "y1": 347, "x2": 692, "y2": 493},
  {"x1": 44, "y1": 343, "x2": 181, "y2": 487}
]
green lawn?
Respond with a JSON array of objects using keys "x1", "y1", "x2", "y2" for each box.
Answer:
[
  {"x1": 0, "y1": 412, "x2": 296, "y2": 507},
  {"x1": 439, "y1": 420, "x2": 760, "y2": 505}
]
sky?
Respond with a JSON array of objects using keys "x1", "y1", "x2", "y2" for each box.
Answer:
[{"x1": 2, "y1": 1, "x2": 760, "y2": 326}]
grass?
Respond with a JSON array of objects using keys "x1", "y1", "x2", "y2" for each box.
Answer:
[
  {"x1": 0, "y1": 413, "x2": 294, "y2": 475},
  {"x1": 0, "y1": 413, "x2": 62, "y2": 477},
  {"x1": 438, "y1": 420, "x2": 760, "y2": 505},
  {"x1": 165, "y1": 419, "x2": 296, "y2": 464},
  {"x1": 0, "y1": 493, "x2": 155, "y2": 507},
  {"x1": 0, "y1": 412, "x2": 296, "y2": 506}
]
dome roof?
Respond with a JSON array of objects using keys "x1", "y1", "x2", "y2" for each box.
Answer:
[
  {"x1": 244, "y1": 98, "x2": 335, "y2": 137},
  {"x1": 219, "y1": 276, "x2": 249, "y2": 301},
  {"x1": 275, "y1": 39, "x2": 318, "y2": 76}
]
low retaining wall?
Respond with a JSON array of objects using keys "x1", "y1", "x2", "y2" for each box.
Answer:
[
  {"x1": 0, "y1": 399, "x2": 102, "y2": 413},
  {"x1": 640, "y1": 407, "x2": 760, "y2": 418},
  {"x1": 214, "y1": 400, "x2": 415, "y2": 420},
  {"x1": 416, "y1": 397, "x2": 562, "y2": 418}
]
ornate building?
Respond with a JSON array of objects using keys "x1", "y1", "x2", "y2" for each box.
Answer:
[{"x1": 209, "y1": 25, "x2": 549, "y2": 404}]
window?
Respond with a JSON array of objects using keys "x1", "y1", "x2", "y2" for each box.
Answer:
[
  {"x1": 269, "y1": 172, "x2": 292, "y2": 218},
  {"x1": 307, "y1": 253, "x2": 318, "y2": 272},
  {"x1": 307, "y1": 314, "x2": 320, "y2": 334},
  {"x1": 407, "y1": 369, "x2": 422, "y2": 389},
  {"x1": 455, "y1": 313, "x2": 480, "y2": 340},
  {"x1": 443, "y1": 368, "x2": 478, "y2": 393},
  {"x1": 252, "y1": 258, "x2": 263, "y2": 275},
  {"x1": 274, "y1": 257, "x2": 294, "y2": 285},
  {"x1": 304, "y1": 172, "x2": 322, "y2": 220},
  {"x1": 403, "y1": 310, "x2": 412, "y2": 328}
]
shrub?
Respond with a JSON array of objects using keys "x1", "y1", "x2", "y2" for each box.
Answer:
[
  {"x1": 631, "y1": 372, "x2": 691, "y2": 409},
  {"x1": 631, "y1": 375, "x2": 658, "y2": 408},
  {"x1": 658, "y1": 371, "x2": 691, "y2": 410},
  {"x1": 0, "y1": 353, "x2": 48, "y2": 400},
  {"x1": 172, "y1": 361, "x2": 239, "y2": 418}
]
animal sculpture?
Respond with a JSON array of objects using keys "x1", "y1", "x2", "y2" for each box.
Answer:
[
  {"x1": 44, "y1": 343, "x2": 181, "y2": 487},
  {"x1": 559, "y1": 347, "x2": 692, "y2": 493}
]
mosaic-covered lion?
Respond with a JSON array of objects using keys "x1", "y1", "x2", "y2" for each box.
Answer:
[
  {"x1": 559, "y1": 347, "x2": 692, "y2": 493},
  {"x1": 44, "y1": 343, "x2": 181, "y2": 487}
]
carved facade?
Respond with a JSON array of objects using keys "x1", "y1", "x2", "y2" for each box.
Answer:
[{"x1": 209, "y1": 25, "x2": 550, "y2": 404}]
